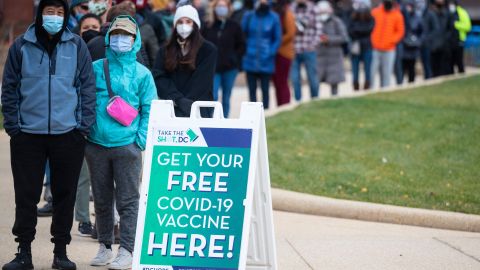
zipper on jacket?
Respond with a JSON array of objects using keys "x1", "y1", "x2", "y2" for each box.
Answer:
[{"x1": 48, "y1": 57, "x2": 52, "y2": 134}]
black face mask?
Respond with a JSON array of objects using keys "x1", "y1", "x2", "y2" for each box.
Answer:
[
  {"x1": 258, "y1": 3, "x2": 270, "y2": 13},
  {"x1": 384, "y1": 1, "x2": 393, "y2": 10},
  {"x1": 82, "y1": 29, "x2": 100, "y2": 44}
]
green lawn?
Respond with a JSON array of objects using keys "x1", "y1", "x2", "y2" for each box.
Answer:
[{"x1": 267, "y1": 76, "x2": 480, "y2": 215}]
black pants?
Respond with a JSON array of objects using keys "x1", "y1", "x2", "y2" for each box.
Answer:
[
  {"x1": 431, "y1": 49, "x2": 453, "y2": 77},
  {"x1": 10, "y1": 130, "x2": 85, "y2": 246},
  {"x1": 402, "y1": 59, "x2": 416, "y2": 83},
  {"x1": 246, "y1": 72, "x2": 271, "y2": 109},
  {"x1": 451, "y1": 45, "x2": 465, "y2": 74}
]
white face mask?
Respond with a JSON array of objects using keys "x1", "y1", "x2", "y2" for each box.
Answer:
[
  {"x1": 176, "y1": 24, "x2": 193, "y2": 39},
  {"x1": 319, "y1": 14, "x2": 330, "y2": 22},
  {"x1": 110, "y1": 34, "x2": 133, "y2": 53},
  {"x1": 88, "y1": 0, "x2": 108, "y2": 16},
  {"x1": 449, "y1": 4, "x2": 456, "y2": 13}
]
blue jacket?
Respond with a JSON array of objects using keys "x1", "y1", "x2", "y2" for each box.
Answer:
[
  {"x1": 1, "y1": 26, "x2": 96, "y2": 136},
  {"x1": 241, "y1": 10, "x2": 282, "y2": 74},
  {"x1": 88, "y1": 15, "x2": 158, "y2": 150}
]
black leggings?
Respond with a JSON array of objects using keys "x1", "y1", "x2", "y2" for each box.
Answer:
[{"x1": 246, "y1": 72, "x2": 271, "y2": 109}]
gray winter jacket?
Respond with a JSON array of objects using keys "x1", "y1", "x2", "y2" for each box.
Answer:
[{"x1": 1, "y1": 26, "x2": 96, "y2": 136}]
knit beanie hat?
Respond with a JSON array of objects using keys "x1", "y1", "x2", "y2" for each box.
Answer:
[{"x1": 173, "y1": 4, "x2": 201, "y2": 29}]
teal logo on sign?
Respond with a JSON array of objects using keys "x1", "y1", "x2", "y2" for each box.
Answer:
[
  {"x1": 139, "y1": 146, "x2": 251, "y2": 269},
  {"x1": 156, "y1": 129, "x2": 198, "y2": 144},
  {"x1": 186, "y1": 128, "x2": 199, "y2": 142}
]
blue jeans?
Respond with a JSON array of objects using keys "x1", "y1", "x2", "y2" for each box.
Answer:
[
  {"x1": 290, "y1": 51, "x2": 319, "y2": 101},
  {"x1": 213, "y1": 69, "x2": 239, "y2": 118},
  {"x1": 371, "y1": 49, "x2": 396, "y2": 88},
  {"x1": 421, "y1": 47, "x2": 433, "y2": 79},
  {"x1": 351, "y1": 49, "x2": 372, "y2": 84}
]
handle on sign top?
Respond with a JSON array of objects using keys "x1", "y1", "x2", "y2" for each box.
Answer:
[{"x1": 190, "y1": 101, "x2": 224, "y2": 119}]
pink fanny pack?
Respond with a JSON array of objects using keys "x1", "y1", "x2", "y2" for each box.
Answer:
[{"x1": 103, "y1": 59, "x2": 138, "y2": 126}]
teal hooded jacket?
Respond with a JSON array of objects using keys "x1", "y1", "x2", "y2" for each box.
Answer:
[{"x1": 88, "y1": 15, "x2": 158, "y2": 150}]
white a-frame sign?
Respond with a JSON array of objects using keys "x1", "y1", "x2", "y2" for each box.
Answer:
[{"x1": 133, "y1": 101, "x2": 277, "y2": 270}]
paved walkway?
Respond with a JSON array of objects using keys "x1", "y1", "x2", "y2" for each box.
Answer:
[
  {"x1": 0, "y1": 137, "x2": 479, "y2": 270},
  {"x1": 1, "y1": 70, "x2": 480, "y2": 269}
]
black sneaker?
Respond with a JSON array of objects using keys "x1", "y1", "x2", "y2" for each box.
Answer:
[
  {"x1": 77, "y1": 222, "x2": 93, "y2": 237},
  {"x1": 37, "y1": 201, "x2": 53, "y2": 217},
  {"x1": 2, "y1": 247, "x2": 33, "y2": 270},
  {"x1": 52, "y1": 255, "x2": 76, "y2": 270}
]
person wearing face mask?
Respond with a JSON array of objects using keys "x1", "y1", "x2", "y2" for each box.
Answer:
[
  {"x1": 370, "y1": 0, "x2": 405, "y2": 88},
  {"x1": 241, "y1": 0, "x2": 282, "y2": 109},
  {"x1": 315, "y1": 0, "x2": 348, "y2": 96},
  {"x1": 290, "y1": 0, "x2": 322, "y2": 101},
  {"x1": 202, "y1": 0, "x2": 245, "y2": 117},
  {"x1": 85, "y1": 15, "x2": 157, "y2": 269},
  {"x1": 153, "y1": 3, "x2": 218, "y2": 117},
  {"x1": 231, "y1": 0, "x2": 254, "y2": 25},
  {"x1": 429, "y1": 0, "x2": 454, "y2": 77},
  {"x1": 416, "y1": 0, "x2": 439, "y2": 79},
  {"x1": 400, "y1": 0, "x2": 424, "y2": 83},
  {"x1": 348, "y1": 0, "x2": 374, "y2": 90},
  {"x1": 86, "y1": 2, "x2": 148, "y2": 66},
  {"x1": 79, "y1": 13, "x2": 102, "y2": 43},
  {"x1": 448, "y1": 0, "x2": 471, "y2": 74},
  {"x1": 1, "y1": 0, "x2": 96, "y2": 269},
  {"x1": 89, "y1": 0, "x2": 112, "y2": 24},
  {"x1": 68, "y1": 0, "x2": 90, "y2": 32},
  {"x1": 72, "y1": 12, "x2": 102, "y2": 241}
]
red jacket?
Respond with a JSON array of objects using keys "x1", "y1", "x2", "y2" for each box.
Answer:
[{"x1": 371, "y1": 4, "x2": 405, "y2": 51}]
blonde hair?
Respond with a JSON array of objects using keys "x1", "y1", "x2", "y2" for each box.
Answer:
[{"x1": 206, "y1": 0, "x2": 233, "y2": 27}]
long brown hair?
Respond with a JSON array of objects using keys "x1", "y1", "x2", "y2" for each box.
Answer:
[{"x1": 165, "y1": 23, "x2": 204, "y2": 72}]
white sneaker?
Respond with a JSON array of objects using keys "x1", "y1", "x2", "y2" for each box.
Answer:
[
  {"x1": 90, "y1": 243, "x2": 114, "y2": 266},
  {"x1": 108, "y1": 247, "x2": 132, "y2": 270}
]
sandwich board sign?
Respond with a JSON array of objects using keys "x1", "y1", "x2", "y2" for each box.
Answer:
[{"x1": 133, "y1": 100, "x2": 277, "y2": 270}]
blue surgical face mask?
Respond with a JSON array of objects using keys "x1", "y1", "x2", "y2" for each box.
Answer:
[
  {"x1": 215, "y1": 6, "x2": 229, "y2": 18},
  {"x1": 110, "y1": 34, "x2": 134, "y2": 53},
  {"x1": 232, "y1": 0, "x2": 243, "y2": 11},
  {"x1": 75, "y1": 13, "x2": 84, "y2": 21},
  {"x1": 42, "y1": 15, "x2": 64, "y2": 35}
]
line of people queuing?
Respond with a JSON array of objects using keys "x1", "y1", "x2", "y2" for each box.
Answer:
[
  {"x1": 0, "y1": 0, "x2": 473, "y2": 269},
  {"x1": 31, "y1": 0, "x2": 473, "y2": 115},
  {"x1": 174, "y1": 0, "x2": 472, "y2": 113},
  {"x1": 1, "y1": 0, "x2": 217, "y2": 269}
]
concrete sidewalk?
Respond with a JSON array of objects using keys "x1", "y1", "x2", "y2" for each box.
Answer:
[
  {"x1": 0, "y1": 136, "x2": 479, "y2": 270},
  {"x1": 1, "y1": 128, "x2": 480, "y2": 268},
  {"x1": 1, "y1": 71, "x2": 480, "y2": 269}
]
